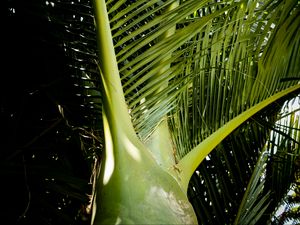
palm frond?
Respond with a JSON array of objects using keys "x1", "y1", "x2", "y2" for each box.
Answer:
[
  {"x1": 169, "y1": 0, "x2": 300, "y2": 160},
  {"x1": 187, "y1": 95, "x2": 300, "y2": 224},
  {"x1": 46, "y1": 0, "x2": 102, "y2": 129},
  {"x1": 275, "y1": 181, "x2": 300, "y2": 225},
  {"x1": 234, "y1": 152, "x2": 271, "y2": 225},
  {"x1": 104, "y1": 0, "x2": 242, "y2": 140},
  {"x1": 260, "y1": 98, "x2": 300, "y2": 223},
  {"x1": 187, "y1": 104, "x2": 280, "y2": 224}
]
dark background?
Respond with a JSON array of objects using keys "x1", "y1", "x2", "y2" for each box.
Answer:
[{"x1": 2, "y1": 1, "x2": 93, "y2": 224}]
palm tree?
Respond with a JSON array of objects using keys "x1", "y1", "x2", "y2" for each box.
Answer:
[{"x1": 3, "y1": 0, "x2": 300, "y2": 224}]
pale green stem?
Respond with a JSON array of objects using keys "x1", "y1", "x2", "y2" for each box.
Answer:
[
  {"x1": 146, "y1": 1, "x2": 179, "y2": 170},
  {"x1": 145, "y1": 120, "x2": 177, "y2": 169},
  {"x1": 172, "y1": 84, "x2": 300, "y2": 193},
  {"x1": 92, "y1": 0, "x2": 159, "y2": 188},
  {"x1": 93, "y1": 0, "x2": 136, "y2": 137}
]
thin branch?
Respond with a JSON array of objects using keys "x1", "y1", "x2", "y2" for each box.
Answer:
[{"x1": 17, "y1": 155, "x2": 31, "y2": 222}]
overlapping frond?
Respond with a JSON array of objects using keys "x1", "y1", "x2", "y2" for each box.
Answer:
[
  {"x1": 105, "y1": 0, "x2": 243, "y2": 139},
  {"x1": 46, "y1": 0, "x2": 102, "y2": 129},
  {"x1": 261, "y1": 99, "x2": 300, "y2": 223},
  {"x1": 95, "y1": 0, "x2": 298, "y2": 153},
  {"x1": 187, "y1": 95, "x2": 300, "y2": 224},
  {"x1": 187, "y1": 105, "x2": 280, "y2": 224},
  {"x1": 102, "y1": 3, "x2": 300, "y2": 222},
  {"x1": 234, "y1": 153, "x2": 271, "y2": 225},
  {"x1": 169, "y1": 0, "x2": 300, "y2": 159}
]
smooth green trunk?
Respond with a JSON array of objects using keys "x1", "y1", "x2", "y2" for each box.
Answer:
[
  {"x1": 91, "y1": 110, "x2": 197, "y2": 224},
  {"x1": 91, "y1": 0, "x2": 197, "y2": 224}
]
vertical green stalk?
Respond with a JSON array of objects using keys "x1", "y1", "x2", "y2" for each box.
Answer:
[
  {"x1": 93, "y1": 0, "x2": 136, "y2": 136},
  {"x1": 145, "y1": 1, "x2": 179, "y2": 171}
]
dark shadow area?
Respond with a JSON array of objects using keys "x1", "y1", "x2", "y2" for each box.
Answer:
[{"x1": 2, "y1": 1, "x2": 96, "y2": 224}]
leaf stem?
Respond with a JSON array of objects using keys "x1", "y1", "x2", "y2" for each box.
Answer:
[
  {"x1": 93, "y1": 0, "x2": 136, "y2": 137},
  {"x1": 173, "y1": 84, "x2": 300, "y2": 192}
]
